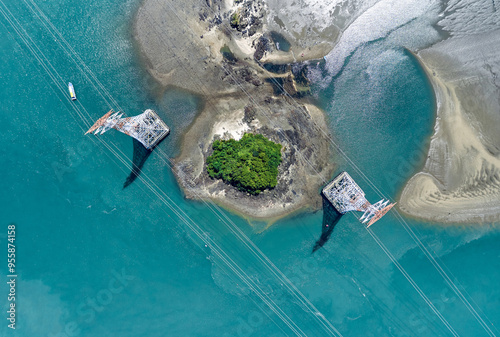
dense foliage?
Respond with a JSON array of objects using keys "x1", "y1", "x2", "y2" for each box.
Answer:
[{"x1": 206, "y1": 133, "x2": 282, "y2": 195}]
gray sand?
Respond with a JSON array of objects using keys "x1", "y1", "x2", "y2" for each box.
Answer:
[{"x1": 399, "y1": 31, "x2": 500, "y2": 223}]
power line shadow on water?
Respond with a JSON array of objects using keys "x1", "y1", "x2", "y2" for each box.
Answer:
[{"x1": 312, "y1": 196, "x2": 343, "y2": 253}]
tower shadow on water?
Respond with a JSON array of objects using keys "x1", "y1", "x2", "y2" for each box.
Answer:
[
  {"x1": 312, "y1": 196, "x2": 343, "y2": 253},
  {"x1": 84, "y1": 109, "x2": 170, "y2": 189},
  {"x1": 123, "y1": 139, "x2": 155, "y2": 189}
]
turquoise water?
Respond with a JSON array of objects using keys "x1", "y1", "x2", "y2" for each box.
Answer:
[
  {"x1": 0, "y1": 1, "x2": 499, "y2": 336},
  {"x1": 270, "y1": 31, "x2": 291, "y2": 52}
]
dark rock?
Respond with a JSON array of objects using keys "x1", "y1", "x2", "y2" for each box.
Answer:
[
  {"x1": 248, "y1": 25, "x2": 257, "y2": 36},
  {"x1": 243, "y1": 105, "x2": 256, "y2": 123},
  {"x1": 230, "y1": 10, "x2": 248, "y2": 32},
  {"x1": 254, "y1": 35, "x2": 270, "y2": 60},
  {"x1": 283, "y1": 74, "x2": 298, "y2": 96}
]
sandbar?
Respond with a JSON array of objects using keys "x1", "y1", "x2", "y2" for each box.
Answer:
[{"x1": 399, "y1": 31, "x2": 500, "y2": 223}]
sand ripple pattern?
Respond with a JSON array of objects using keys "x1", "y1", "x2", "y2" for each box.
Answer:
[{"x1": 399, "y1": 29, "x2": 500, "y2": 223}]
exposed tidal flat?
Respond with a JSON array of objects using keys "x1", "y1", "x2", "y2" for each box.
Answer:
[
  {"x1": 312, "y1": 0, "x2": 500, "y2": 225},
  {"x1": 134, "y1": 0, "x2": 335, "y2": 220},
  {"x1": 399, "y1": 30, "x2": 500, "y2": 223},
  {"x1": 134, "y1": 0, "x2": 500, "y2": 224}
]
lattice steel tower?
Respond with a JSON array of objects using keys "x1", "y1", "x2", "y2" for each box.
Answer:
[
  {"x1": 85, "y1": 109, "x2": 170, "y2": 149},
  {"x1": 322, "y1": 171, "x2": 395, "y2": 227}
]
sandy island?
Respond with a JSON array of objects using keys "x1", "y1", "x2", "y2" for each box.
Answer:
[
  {"x1": 134, "y1": 0, "x2": 336, "y2": 220},
  {"x1": 399, "y1": 30, "x2": 500, "y2": 223}
]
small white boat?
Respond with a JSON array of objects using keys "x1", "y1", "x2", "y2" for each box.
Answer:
[{"x1": 68, "y1": 82, "x2": 76, "y2": 101}]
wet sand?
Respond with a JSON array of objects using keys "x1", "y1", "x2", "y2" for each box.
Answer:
[
  {"x1": 399, "y1": 32, "x2": 500, "y2": 223},
  {"x1": 133, "y1": 0, "x2": 335, "y2": 220},
  {"x1": 175, "y1": 101, "x2": 334, "y2": 221}
]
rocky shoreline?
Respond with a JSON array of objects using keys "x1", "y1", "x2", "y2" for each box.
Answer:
[{"x1": 134, "y1": 0, "x2": 335, "y2": 220}]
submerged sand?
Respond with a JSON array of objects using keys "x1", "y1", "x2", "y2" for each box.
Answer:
[{"x1": 399, "y1": 31, "x2": 500, "y2": 223}]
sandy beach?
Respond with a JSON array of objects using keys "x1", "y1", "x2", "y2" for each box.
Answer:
[
  {"x1": 134, "y1": 0, "x2": 335, "y2": 220},
  {"x1": 399, "y1": 30, "x2": 500, "y2": 223}
]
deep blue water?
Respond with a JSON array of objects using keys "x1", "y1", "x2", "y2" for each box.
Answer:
[{"x1": 0, "y1": 1, "x2": 499, "y2": 336}]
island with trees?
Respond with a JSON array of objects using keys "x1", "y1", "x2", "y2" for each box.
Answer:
[
  {"x1": 206, "y1": 133, "x2": 282, "y2": 195},
  {"x1": 134, "y1": 0, "x2": 335, "y2": 220}
]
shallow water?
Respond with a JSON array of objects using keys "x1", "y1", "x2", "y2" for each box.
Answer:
[
  {"x1": 0, "y1": 0, "x2": 499, "y2": 336},
  {"x1": 269, "y1": 31, "x2": 291, "y2": 52}
]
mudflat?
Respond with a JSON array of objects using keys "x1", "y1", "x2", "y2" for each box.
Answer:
[{"x1": 134, "y1": 0, "x2": 336, "y2": 220}]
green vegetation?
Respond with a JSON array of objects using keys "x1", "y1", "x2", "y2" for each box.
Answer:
[
  {"x1": 230, "y1": 11, "x2": 240, "y2": 28},
  {"x1": 206, "y1": 133, "x2": 282, "y2": 195}
]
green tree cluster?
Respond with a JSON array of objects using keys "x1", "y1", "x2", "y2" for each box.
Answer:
[
  {"x1": 230, "y1": 11, "x2": 240, "y2": 27},
  {"x1": 206, "y1": 133, "x2": 282, "y2": 195}
]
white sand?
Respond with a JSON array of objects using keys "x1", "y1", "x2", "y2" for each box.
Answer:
[{"x1": 212, "y1": 109, "x2": 250, "y2": 140}]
